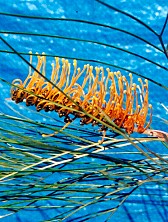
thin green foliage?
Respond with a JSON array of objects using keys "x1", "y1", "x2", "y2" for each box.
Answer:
[{"x1": 0, "y1": 2, "x2": 168, "y2": 221}]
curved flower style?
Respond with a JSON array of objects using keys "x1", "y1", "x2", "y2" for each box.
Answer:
[{"x1": 11, "y1": 52, "x2": 152, "y2": 136}]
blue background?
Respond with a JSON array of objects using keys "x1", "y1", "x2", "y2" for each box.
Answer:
[{"x1": 0, "y1": 0, "x2": 168, "y2": 221}]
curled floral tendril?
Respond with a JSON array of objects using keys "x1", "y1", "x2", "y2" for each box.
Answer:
[{"x1": 11, "y1": 52, "x2": 155, "y2": 142}]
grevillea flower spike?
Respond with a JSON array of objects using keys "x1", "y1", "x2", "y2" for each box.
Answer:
[{"x1": 11, "y1": 52, "x2": 168, "y2": 143}]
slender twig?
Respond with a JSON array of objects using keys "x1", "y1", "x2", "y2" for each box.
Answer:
[{"x1": 0, "y1": 30, "x2": 166, "y2": 70}]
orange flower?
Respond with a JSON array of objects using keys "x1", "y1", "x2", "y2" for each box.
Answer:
[{"x1": 11, "y1": 52, "x2": 152, "y2": 135}]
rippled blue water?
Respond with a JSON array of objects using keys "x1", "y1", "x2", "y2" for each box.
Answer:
[{"x1": 0, "y1": 0, "x2": 168, "y2": 221}]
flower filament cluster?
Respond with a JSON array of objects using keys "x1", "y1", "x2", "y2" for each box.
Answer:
[{"x1": 11, "y1": 52, "x2": 152, "y2": 134}]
